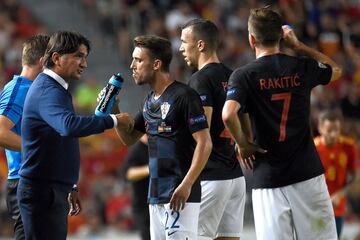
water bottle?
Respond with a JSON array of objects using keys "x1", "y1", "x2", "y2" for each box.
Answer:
[{"x1": 95, "y1": 73, "x2": 124, "y2": 116}]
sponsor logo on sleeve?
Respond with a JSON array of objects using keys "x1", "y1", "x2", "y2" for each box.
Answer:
[
  {"x1": 226, "y1": 88, "x2": 236, "y2": 96},
  {"x1": 200, "y1": 95, "x2": 207, "y2": 102},
  {"x1": 189, "y1": 114, "x2": 206, "y2": 125}
]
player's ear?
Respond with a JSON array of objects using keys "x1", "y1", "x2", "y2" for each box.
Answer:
[
  {"x1": 198, "y1": 40, "x2": 205, "y2": 52},
  {"x1": 153, "y1": 59, "x2": 161, "y2": 71},
  {"x1": 249, "y1": 33, "x2": 256, "y2": 49}
]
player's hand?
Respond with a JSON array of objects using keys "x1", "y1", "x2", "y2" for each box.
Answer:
[
  {"x1": 116, "y1": 113, "x2": 134, "y2": 132},
  {"x1": 111, "y1": 96, "x2": 120, "y2": 114},
  {"x1": 331, "y1": 191, "x2": 345, "y2": 207},
  {"x1": 169, "y1": 182, "x2": 191, "y2": 212},
  {"x1": 236, "y1": 142, "x2": 266, "y2": 170},
  {"x1": 68, "y1": 190, "x2": 82, "y2": 216},
  {"x1": 282, "y1": 25, "x2": 300, "y2": 50}
]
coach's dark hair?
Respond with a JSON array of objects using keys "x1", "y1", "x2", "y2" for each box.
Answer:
[
  {"x1": 22, "y1": 34, "x2": 50, "y2": 66},
  {"x1": 133, "y1": 35, "x2": 172, "y2": 72},
  {"x1": 182, "y1": 18, "x2": 219, "y2": 51},
  {"x1": 248, "y1": 7, "x2": 282, "y2": 47},
  {"x1": 318, "y1": 110, "x2": 342, "y2": 125},
  {"x1": 43, "y1": 31, "x2": 91, "y2": 68}
]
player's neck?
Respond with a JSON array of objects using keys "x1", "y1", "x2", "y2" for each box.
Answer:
[
  {"x1": 255, "y1": 46, "x2": 280, "y2": 59},
  {"x1": 152, "y1": 73, "x2": 174, "y2": 98},
  {"x1": 198, "y1": 53, "x2": 220, "y2": 70},
  {"x1": 20, "y1": 65, "x2": 41, "y2": 81}
]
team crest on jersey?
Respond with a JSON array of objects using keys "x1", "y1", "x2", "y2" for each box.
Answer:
[{"x1": 161, "y1": 102, "x2": 170, "y2": 119}]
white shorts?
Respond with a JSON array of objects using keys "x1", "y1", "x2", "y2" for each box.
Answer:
[
  {"x1": 252, "y1": 174, "x2": 337, "y2": 240},
  {"x1": 198, "y1": 177, "x2": 246, "y2": 239},
  {"x1": 149, "y1": 202, "x2": 200, "y2": 240}
]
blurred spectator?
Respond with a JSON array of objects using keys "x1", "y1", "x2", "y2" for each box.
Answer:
[
  {"x1": 122, "y1": 135, "x2": 149, "y2": 240},
  {"x1": 315, "y1": 110, "x2": 360, "y2": 238},
  {"x1": 74, "y1": 76, "x2": 102, "y2": 114}
]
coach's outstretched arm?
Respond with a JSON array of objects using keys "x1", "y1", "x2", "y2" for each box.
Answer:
[
  {"x1": 282, "y1": 25, "x2": 342, "y2": 82},
  {"x1": 114, "y1": 113, "x2": 142, "y2": 145}
]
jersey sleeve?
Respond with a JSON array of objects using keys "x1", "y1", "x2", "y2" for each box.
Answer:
[
  {"x1": 180, "y1": 88, "x2": 208, "y2": 134},
  {"x1": 302, "y1": 57, "x2": 333, "y2": 88},
  {"x1": 134, "y1": 110, "x2": 146, "y2": 133},
  {"x1": 225, "y1": 68, "x2": 249, "y2": 113},
  {"x1": 0, "y1": 96, "x2": 22, "y2": 125},
  {"x1": 189, "y1": 73, "x2": 213, "y2": 107},
  {"x1": 0, "y1": 84, "x2": 26, "y2": 125}
]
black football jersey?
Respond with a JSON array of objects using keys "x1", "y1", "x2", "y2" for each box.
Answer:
[
  {"x1": 226, "y1": 54, "x2": 332, "y2": 188},
  {"x1": 189, "y1": 63, "x2": 243, "y2": 180},
  {"x1": 134, "y1": 81, "x2": 208, "y2": 203}
]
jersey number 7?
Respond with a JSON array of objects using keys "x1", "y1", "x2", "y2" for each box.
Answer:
[{"x1": 271, "y1": 92, "x2": 292, "y2": 142}]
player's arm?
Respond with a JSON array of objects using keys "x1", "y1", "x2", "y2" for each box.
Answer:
[
  {"x1": 114, "y1": 113, "x2": 142, "y2": 146},
  {"x1": 203, "y1": 106, "x2": 212, "y2": 127},
  {"x1": 331, "y1": 144, "x2": 360, "y2": 205},
  {"x1": 349, "y1": 169, "x2": 360, "y2": 197},
  {"x1": 222, "y1": 100, "x2": 265, "y2": 169},
  {"x1": 126, "y1": 165, "x2": 149, "y2": 181},
  {"x1": 331, "y1": 169, "x2": 360, "y2": 206},
  {"x1": 169, "y1": 128, "x2": 212, "y2": 211},
  {"x1": 0, "y1": 115, "x2": 21, "y2": 151},
  {"x1": 282, "y1": 25, "x2": 342, "y2": 82}
]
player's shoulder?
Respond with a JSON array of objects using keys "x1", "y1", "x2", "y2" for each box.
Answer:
[
  {"x1": 193, "y1": 63, "x2": 231, "y2": 80},
  {"x1": 172, "y1": 80, "x2": 199, "y2": 97},
  {"x1": 338, "y1": 135, "x2": 356, "y2": 146}
]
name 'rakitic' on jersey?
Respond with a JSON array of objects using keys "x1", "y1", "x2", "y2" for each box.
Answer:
[{"x1": 259, "y1": 73, "x2": 301, "y2": 90}]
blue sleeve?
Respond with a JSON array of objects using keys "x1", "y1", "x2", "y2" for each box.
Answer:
[
  {"x1": 39, "y1": 87, "x2": 114, "y2": 137},
  {"x1": 0, "y1": 83, "x2": 27, "y2": 125}
]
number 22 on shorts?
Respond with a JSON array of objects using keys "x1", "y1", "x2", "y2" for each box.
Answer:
[{"x1": 165, "y1": 210, "x2": 180, "y2": 236}]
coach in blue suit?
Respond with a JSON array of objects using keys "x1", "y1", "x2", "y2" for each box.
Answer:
[{"x1": 17, "y1": 31, "x2": 131, "y2": 240}]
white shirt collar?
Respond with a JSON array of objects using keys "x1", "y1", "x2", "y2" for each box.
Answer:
[{"x1": 43, "y1": 68, "x2": 69, "y2": 90}]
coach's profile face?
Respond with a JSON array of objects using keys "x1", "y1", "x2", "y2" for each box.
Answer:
[
  {"x1": 130, "y1": 47, "x2": 155, "y2": 85},
  {"x1": 52, "y1": 44, "x2": 88, "y2": 81}
]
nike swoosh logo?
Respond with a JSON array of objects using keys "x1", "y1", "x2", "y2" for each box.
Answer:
[{"x1": 167, "y1": 230, "x2": 177, "y2": 236}]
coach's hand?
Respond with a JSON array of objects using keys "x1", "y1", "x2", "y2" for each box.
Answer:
[
  {"x1": 116, "y1": 113, "x2": 134, "y2": 132},
  {"x1": 170, "y1": 182, "x2": 191, "y2": 212},
  {"x1": 68, "y1": 191, "x2": 81, "y2": 216},
  {"x1": 236, "y1": 142, "x2": 266, "y2": 170}
]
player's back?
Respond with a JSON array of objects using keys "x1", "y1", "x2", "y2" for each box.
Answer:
[
  {"x1": 189, "y1": 63, "x2": 242, "y2": 181},
  {"x1": 228, "y1": 53, "x2": 332, "y2": 188}
]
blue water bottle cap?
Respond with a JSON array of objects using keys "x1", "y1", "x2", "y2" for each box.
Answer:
[{"x1": 109, "y1": 73, "x2": 124, "y2": 88}]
